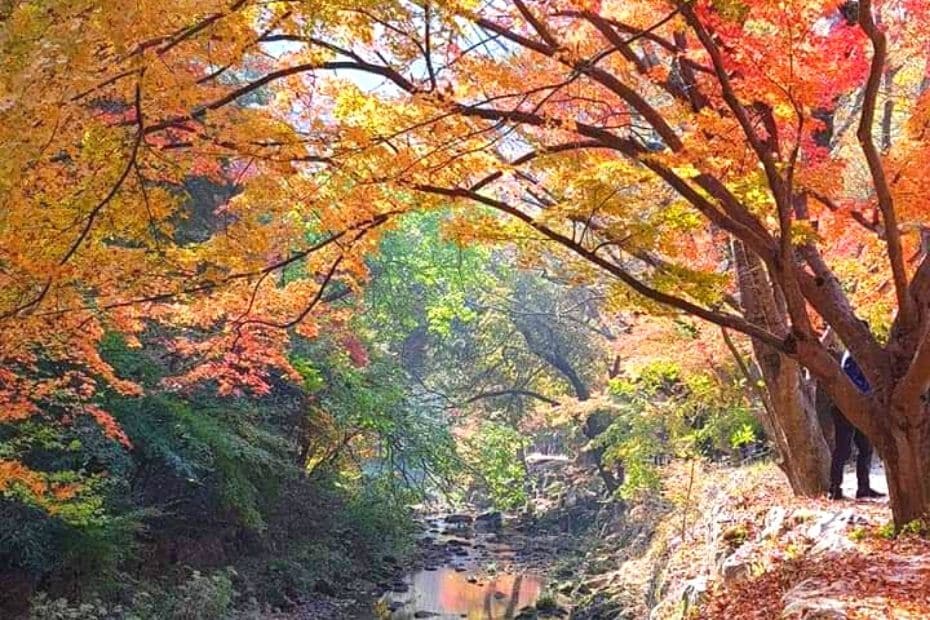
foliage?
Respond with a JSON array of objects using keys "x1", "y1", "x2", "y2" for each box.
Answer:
[
  {"x1": 7, "y1": 0, "x2": 930, "y2": 613},
  {"x1": 169, "y1": 569, "x2": 237, "y2": 620},
  {"x1": 291, "y1": 334, "x2": 462, "y2": 496},
  {"x1": 599, "y1": 359, "x2": 763, "y2": 499},
  {"x1": 2, "y1": 321, "x2": 442, "y2": 614},
  {"x1": 461, "y1": 422, "x2": 529, "y2": 511},
  {"x1": 535, "y1": 590, "x2": 559, "y2": 612},
  {"x1": 29, "y1": 568, "x2": 236, "y2": 620},
  {"x1": 722, "y1": 524, "x2": 750, "y2": 549},
  {"x1": 2, "y1": 0, "x2": 930, "y2": 529},
  {"x1": 363, "y1": 211, "x2": 494, "y2": 341},
  {"x1": 363, "y1": 211, "x2": 608, "y2": 424},
  {"x1": 877, "y1": 521, "x2": 898, "y2": 540}
]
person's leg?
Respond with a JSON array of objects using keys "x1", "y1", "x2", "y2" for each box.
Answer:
[
  {"x1": 853, "y1": 429, "x2": 872, "y2": 490},
  {"x1": 853, "y1": 429, "x2": 885, "y2": 498},
  {"x1": 830, "y1": 410, "x2": 854, "y2": 499}
]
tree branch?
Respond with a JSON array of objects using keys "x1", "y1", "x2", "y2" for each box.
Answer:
[
  {"x1": 466, "y1": 389, "x2": 560, "y2": 406},
  {"x1": 857, "y1": 0, "x2": 913, "y2": 325},
  {"x1": 414, "y1": 183, "x2": 787, "y2": 351},
  {"x1": 1, "y1": 80, "x2": 146, "y2": 321}
]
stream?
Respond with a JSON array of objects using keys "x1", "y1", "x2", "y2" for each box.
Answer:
[{"x1": 378, "y1": 515, "x2": 550, "y2": 619}]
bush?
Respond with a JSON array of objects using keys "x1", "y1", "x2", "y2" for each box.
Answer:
[
  {"x1": 535, "y1": 589, "x2": 558, "y2": 611},
  {"x1": 29, "y1": 594, "x2": 112, "y2": 620},
  {"x1": 169, "y1": 569, "x2": 236, "y2": 620},
  {"x1": 10, "y1": 287, "x2": 456, "y2": 615},
  {"x1": 342, "y1": 477, "x2": 415, "y2": 558},
  {"x1": 598, "y1": 359, "x2": 766, "y2": 499},
  {"x1": 722, "y1": 524, "x2": 749, "y2": 549},
  {"x1": 29, "y1": 568, "x2": 237, "y2": 620}
]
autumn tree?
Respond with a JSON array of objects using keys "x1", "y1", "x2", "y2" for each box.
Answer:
[
  {"x1": 0, "y1": 1, "x2": 398, "y2": 501},
  {"x1": 4, "y1": 0, "x2": 930, "y2": 526},
  {"x1": 254, "y1": 0, "x2": 925, "y2": 524}
]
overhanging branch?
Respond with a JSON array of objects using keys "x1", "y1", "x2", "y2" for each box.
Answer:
[{"x1": 414, "y1": 183, "x2": 787, "y2": 351}]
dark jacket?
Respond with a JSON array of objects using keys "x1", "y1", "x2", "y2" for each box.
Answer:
[{"x1": 841, "y1": 351, "x2": 871, "y2": 394}]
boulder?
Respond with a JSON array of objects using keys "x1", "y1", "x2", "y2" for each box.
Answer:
[
  {"x1": 761, "y1": 506, "x2": 787, "y2": 539},
  {"x1": 790, "y1": 507, "x2": 823, "y2": 525},
  {"x1": 681, "y1": 575, "x2": 708, "y2": 610},
  {"x1": 476, "y1": 511, "x2": 503, "y2": 530},
  {"x1": 782, "y1": 578, "x2": 849, "y2": 619},
  {"x1": 446, "y1": 514, "x2": 474, "y2": 525},
  {"x1": 720, "y1": 553, "x2": 751, "y2": 583},
  {"x1": 805, "y1": 509, "x2": 856, "y2": 555}
]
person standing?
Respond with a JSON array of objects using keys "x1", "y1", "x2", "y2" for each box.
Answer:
[{"x1": 826, "y1": 351, "x2": 885, "y2": 500}]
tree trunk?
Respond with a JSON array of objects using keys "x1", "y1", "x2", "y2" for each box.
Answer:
[
  {"x1": 733, "y1": 240, "x2": 830, "y2": 495},
  {"x1": 755, "y1": 349, "x2": 831, "y2": 495},
  {"x1": 877, "y1": 415, "x2": 930, "y2": 527},
  {"x1": 796, "y1": 332, "x2": 930, "y2": 527},
  {"x1": 583, "y1": 410, "x2": 621, "y2": 493},
  {"x1": 515, "y1": 320, "x2": 622, "y2": 492}
]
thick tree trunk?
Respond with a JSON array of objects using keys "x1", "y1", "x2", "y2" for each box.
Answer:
[
  {"x1": 796, "y1": 332, "x2": 930, "y2": 527},
  {"x1": 754, "y1": 350, "x2": 831, "y2": 495},
  {"x1": 733, "y1": 241, "x2": 830, "y2": 495},
  {"x1": 877, "y1": 415, "x2": 930, "y2": 527}
]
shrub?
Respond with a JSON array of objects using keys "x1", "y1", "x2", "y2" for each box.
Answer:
[
  {"x1": 722, "y1": 524, "x2": 749, "y2": 549},
  {"x1": 169, "y1": 569, "x2": 236, "y2": 620},
  {"x1": 29, "y1": 569, "x2": 237, "y2": 620},
  {"x1": 877, "y1": 521, "x2": 897, "y2": 540},
  {"x1": 899, "y1": 518, "x2": 929, "y2": 537},
  {"x1": 535, "y1": 590, "x2": 558, "y2": 611}
]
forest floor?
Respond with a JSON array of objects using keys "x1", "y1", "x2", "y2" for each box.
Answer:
[{"x1": 694, "y1": 463, "x2": 930, "y2": 619}]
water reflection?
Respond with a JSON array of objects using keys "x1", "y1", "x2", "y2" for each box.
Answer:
[{"x1": 385, "y1": 567, "x2": 543, "y2": 619}]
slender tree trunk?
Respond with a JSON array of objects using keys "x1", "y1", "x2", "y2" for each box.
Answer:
[{"x1": 515, "y1": 320, "x2": 621, "y2": 492}]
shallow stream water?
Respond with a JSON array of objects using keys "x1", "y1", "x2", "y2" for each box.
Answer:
[
  {"x1": 379, "y1": 516, "x2": 546, "y2": 619},
  {"x1": 385, "y1": 567, "x2": 544, "y2": 619}
]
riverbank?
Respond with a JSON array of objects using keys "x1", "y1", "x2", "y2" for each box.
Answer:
[
  {"x1": 281, "y1": 451, "x2": 617, "y2": 618},
  {"x1": 558, "y1": 460, "x2": 929, "y2": 620},
  {"x1": 285, "y1": 458, "x2": 929, "y2": 619}
]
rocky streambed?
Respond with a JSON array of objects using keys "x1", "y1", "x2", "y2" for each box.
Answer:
[
  {"x1": 376, "y1": 512, "x2": 571, "y2": 620},
  {"x1": 287, "y1": 454, "x2": 612, "y2": 619}
]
